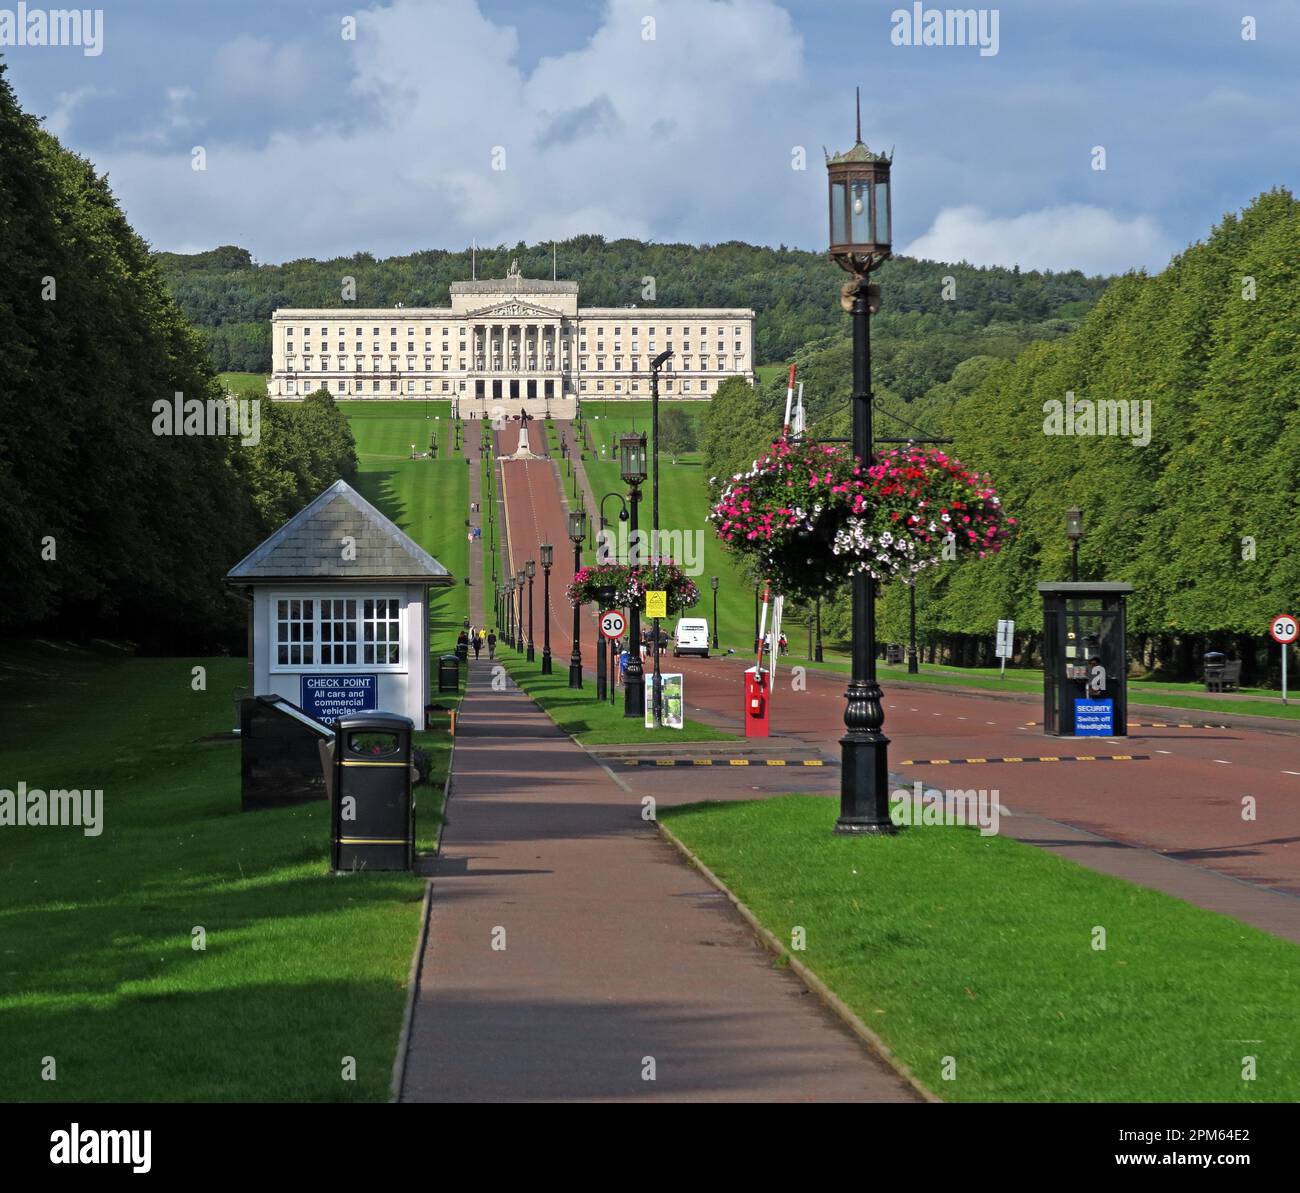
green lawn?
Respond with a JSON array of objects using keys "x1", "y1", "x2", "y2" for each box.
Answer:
[
  {"x1": 340, "y1": 400, "x2": 469, "y2": 655},
  {"x1": 0, "y1": 646, "x2": 449, "y2": 1102},
  {"x1": 218, "y1": 371, "x2": 268, "y2": 394},
  {"x1": 663, "y1": 795, "x2": 1300, "y2": 1102}
]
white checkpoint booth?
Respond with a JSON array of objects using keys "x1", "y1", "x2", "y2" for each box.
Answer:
[{"x1": 226, "y1": 480, "x2": 453, "y2": 724}]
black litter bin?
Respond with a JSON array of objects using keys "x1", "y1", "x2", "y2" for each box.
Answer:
[
  {"x1": 330, "y1": 713, "x2": 415, "y2": 872},
  {"x1": 456, "y1": 640, "x2": 469, "y2": 663},
  {"x1": 438, "y1": 653, "x2": 460, "y2": 692},
  {"x1": 1203, "y1": 650, "x2": 1226, "y2": 690}
]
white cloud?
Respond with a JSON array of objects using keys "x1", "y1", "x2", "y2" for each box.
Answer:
[
  {"x1": 44, "y1": 86, "x2": 98, "y2": 137},
  {"x1": 96, "y1": 0, "x2": 810, "y2": 262},
  {"x1": 903, "y1": 204, "x2": 1175, "y2": 275}
]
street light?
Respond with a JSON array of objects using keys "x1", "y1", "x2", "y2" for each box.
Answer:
[
  {"x1": 648, "y1": 350, "x2": 674, "y2": 724},
  {"x1": 568, "y1": 509, "x2": 586, "y2": 689},
  {"x1": 827, "y1": 90, "x2": 896, "y2": 835},
  {"x1": 1065, "y1": 506, "x2": 1084, "y2": 582},
  {"x1": 525, "y1": 559, "x2": 536, "y2": 662},
  {"x1": 710, "y1": 576, "x2": 720, "y2": 650},
  {"x1": 907, "y1": 584, "x2": 919, "y2": 674},
  {"x1": 515, "y1": 570, "x2": 526, "y2": 653},
  {"x1": 540, "y1": 544, "x2": 554, "y2": 674},
  {"x1": 620, "y1": 432, "x2": 648, "y2": 718}
]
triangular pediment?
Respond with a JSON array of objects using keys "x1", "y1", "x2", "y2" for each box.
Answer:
[{"x1": 466, "y1": 299, "x2": 564, "y2": 320}]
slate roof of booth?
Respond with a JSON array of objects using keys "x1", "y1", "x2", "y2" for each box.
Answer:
[{"x1": 226, "y1": 480, "x2": 453, "y2": 583}]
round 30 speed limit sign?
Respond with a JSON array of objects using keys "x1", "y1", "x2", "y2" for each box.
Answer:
[
  {"x1": 1271, "y1": 615, "x2": 1298, "y2": 645},
  {"x1": 599, "y1": 610, "x2": 626, "y2": 640}
]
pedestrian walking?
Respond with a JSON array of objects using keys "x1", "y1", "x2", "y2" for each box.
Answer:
[
  {"x1": 472, "y1": 634, "x2": 482, "y2": 660},
  {"x1": 487, "y1": 631, "x2": 497, "y2": 660}
]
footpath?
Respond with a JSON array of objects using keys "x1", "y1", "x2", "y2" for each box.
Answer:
[
  {"x1": 399, "y1": 421, "x2": 919, "y2": 1102},
  {"x1": 399, "y1": 658, "x2": 920, "y2": 1101}
]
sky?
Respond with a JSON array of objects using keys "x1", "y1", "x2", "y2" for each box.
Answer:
[{"x1": 3, "y1": 0, "x2": 1297, "y2": 275}]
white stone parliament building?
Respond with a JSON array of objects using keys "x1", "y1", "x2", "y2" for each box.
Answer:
[{"x1": 269, "y1": 261, "x2": 755, "y2": 413}]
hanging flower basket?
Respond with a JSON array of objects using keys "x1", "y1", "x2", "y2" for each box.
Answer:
[
  {"x1": 566, "y1": 560, "x2": 701, "y2": 615},
  {"x1": 709, "y1": 439, "x2": 1014, "y2": 600}
]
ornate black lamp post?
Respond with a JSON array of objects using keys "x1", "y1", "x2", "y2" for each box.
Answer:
[
  {"x1": 620, "y1": 432, "x2": 648, "y2": 718},
  {"x1": 515, "y1": 570, "x2": 525, "y2": 653},
  {"x1": 525, "y1": 559, "x2": 536, "y2": 662},
  {"x1": 907, "y1": 584, "x2": 919, "y2": 673},
  {"x1": 827, "y1": 94, "x2": 896, "y2": 835},
  {"x1": 568, "y1": 509, "x2": 586, "y2": 689},
  {"x1": 1066, "y1": 506, "x2": 1083, "y2": 582},
  {"x1": 540, "y1": 544, "x2": 553, "y2": 674},
  {"x1": 710, "y1": 576, "x2": 720, "y2": 650}
]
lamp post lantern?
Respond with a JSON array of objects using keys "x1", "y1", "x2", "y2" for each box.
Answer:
[
  {"x1": 525, "y1": 559, "x2": 536, "y2": 662},
  {"x1": 540, "y1": 544, "x2": 554, "y2": 674},
  {"x1": 568, "y1": 510, "x2": 586, "y2": 688},
  {"x1": 1066, "y1": 506, "x2": 1084, "y2": 582},
  {"x1": 828, "y1": 90, "x2": 896, "y2": 835},
  {"x1": 710, "y1": 576, "x2": 720, "y2": 650},
  {"x1": 620, "y1": 432, "x2": 648, "y2": 718}
]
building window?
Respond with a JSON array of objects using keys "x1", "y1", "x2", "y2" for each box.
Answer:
[
  {"x1": 319, "y1": 598, "x2": 358, "y2": 665},
  {"x1": 363, "y1": 599, "x2": 401, "y2": 665},
  {"x1": 276, "y1": 599, "x2": 315, "y2": 666}
]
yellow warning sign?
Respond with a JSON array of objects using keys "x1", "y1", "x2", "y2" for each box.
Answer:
[{"x1": 645, "y1": 589, "x2": 667, "y2": 619}]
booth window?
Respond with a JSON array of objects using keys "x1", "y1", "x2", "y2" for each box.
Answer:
[
  {"x1": 272, "y1": 595, "x2": 403, "y2": 671},
  {"x1": 320, "y1": 598, "x2": 358, "y2": 665},
  {"x1": 276, "y1": 599, "x2": 315, "y2": 665},
  {"x1": 363, "y1": 598, "x2": 401, "y2": 665}
]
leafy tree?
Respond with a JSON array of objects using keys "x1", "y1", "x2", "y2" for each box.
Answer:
[{"x1": 658, "y1": 406, "x2": 697, "y2": 463}]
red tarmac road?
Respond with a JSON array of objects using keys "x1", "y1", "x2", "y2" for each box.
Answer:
[{"x1": 496, "y1": 421, "x2": 1300, "y2": 901}]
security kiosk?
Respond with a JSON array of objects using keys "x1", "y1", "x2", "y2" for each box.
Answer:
[
  {"x1": 1038, "y1": 582, "x2": 1132, "y2": 737},
  {"x1": 227, "y1": 479, "x2": 454, "y2": 728}
]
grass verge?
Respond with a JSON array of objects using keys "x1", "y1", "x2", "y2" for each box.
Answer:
[
  {"x1": 0, "y1": 647, "x2": 442, "y2": 1102},
  {"x1": 495, "y1": 642, "x2": 737, "y2": 745},
  {"x1": 662, "y1": 794, "x2": 1300, "y2": 1102}
]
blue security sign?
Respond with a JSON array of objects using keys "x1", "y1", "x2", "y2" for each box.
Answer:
[
  {"x1": 1074, "y1": 698, "x2": 1114, "y2": 736},
  {"x1": 300, "y1": 674, "x2": 377, "y2": 722}
]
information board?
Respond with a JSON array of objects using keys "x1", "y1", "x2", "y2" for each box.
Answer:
[
  {"x1": 300, "y1": 674, "x2": 378, "y2": 723},
  {"x1": 645, "y1": 673, "x2": 684, "y2": 730}
]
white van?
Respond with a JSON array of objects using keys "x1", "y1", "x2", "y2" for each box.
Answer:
[{"x1": 674, "y1": 618, "x2": 710, "y2": 658}]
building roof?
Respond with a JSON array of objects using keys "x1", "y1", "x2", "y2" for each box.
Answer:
[{"x1": 226, "y1": 480, "x2": 453, "y2": 584}]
